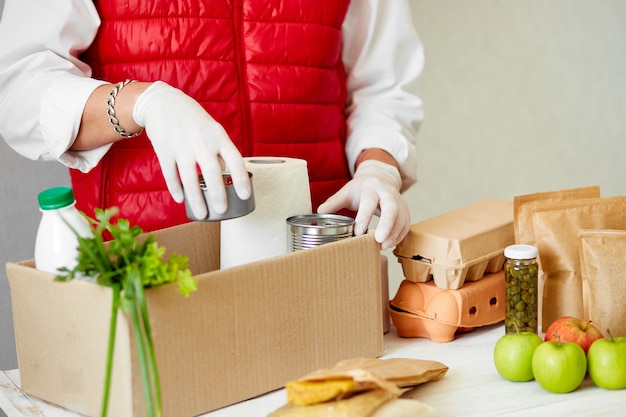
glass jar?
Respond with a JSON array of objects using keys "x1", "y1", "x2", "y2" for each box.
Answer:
[{"x1": 504, "y1": 244, "x2": 539, "y2": 334}]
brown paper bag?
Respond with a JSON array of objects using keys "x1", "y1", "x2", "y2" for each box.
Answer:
[
  {"x1": 269, "y1": 389, "x2": 397, "y2": 417},
  {"x1": 578, "y1": 229, "x2": 626, "y2": 337},
  {"x1": 371, "y1": 399, "x2": 432, "y2": 417},
  {"x1": 285, "y1": 357, "x2": 448, "y2": 406},
  {"x1": 531, "y1": 196, "x2": 626, "y2": 329},
  {"x1": 271, "y1": 356, "x2": 444, "y2": 417},
  {"x1": 513, "y1": 187, "x2": 601, "y2": 331},
  {"x1": 268, "y1": 391, "x2": 432, "y2": 417},
  {"x1": 513, "y1": 186, "x2": 601, "y2": 245}
]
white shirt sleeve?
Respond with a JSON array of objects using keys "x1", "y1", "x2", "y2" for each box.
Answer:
[
  {"x1": 0, "y1": 0, "x2": 110, "y2": 173},
  {"x1": 342, "y1": 0, "x2": 424, "y2": 191},
  {"x1": 0, "y1": 0, "x2": 423, "y2": 180}
]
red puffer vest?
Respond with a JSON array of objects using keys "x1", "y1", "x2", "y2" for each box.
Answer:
[{"x1": 72, "y1": 0, "x2": 352, "y2": 232}]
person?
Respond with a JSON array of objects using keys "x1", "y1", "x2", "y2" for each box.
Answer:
[{"x1": 0, "y1": 0, "x2": 423, "y2": 251}]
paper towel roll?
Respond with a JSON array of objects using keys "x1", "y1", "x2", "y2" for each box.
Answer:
[{"x1": 220, "y1": 157, "x2": 312, "y2": 269}]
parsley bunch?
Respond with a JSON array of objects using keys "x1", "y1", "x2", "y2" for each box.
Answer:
[{"x1": 58, "y1": 207, "x2": 197, "y2": 417}]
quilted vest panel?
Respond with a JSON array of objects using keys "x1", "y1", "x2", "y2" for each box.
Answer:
[{"x1": 72, "y1": 0, "x2": 351, "y2": 232}]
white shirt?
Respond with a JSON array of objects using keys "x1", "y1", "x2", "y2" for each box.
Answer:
[{"x1": 0, "y1": 0, "x2": 423, "y2": 189}]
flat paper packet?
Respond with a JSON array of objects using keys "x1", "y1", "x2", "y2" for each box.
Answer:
[
  {"x1": 531, "y1": 196, "x2": 626, "y2": 329},
  {"x1": 268, "y1": 390, "x2": 432, "y2": 417},
  {"x1": 268, "y1": 357, "x2": 447, "y2": 417},
  {"x1": 578, "y1": 229, "x2": 626, "y2": 337}
]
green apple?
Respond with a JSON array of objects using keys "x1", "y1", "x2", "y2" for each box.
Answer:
[
  {"x1": 587, "y1": 336, "x2": 626, "y2": 390},
  {"x1": 494, "y1": 332, "x2": 543, "y2": 382},
  {"x1": 532, "y1": 340, "x2": 587, "y2": 393}
]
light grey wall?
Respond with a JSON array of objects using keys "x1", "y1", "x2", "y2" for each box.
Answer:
[
  {"x1": 1, "y1": 0, "x2": 626, "y2": 384},
  {"x1": 0, "y1": 145, "x2": 71, "y2": 374},
  {"x1": 0, "y1": 0, "x2": 8, "y2": 408},
  {"x1": 384, "y1": 0, "x2": 626, "y2": 293},
  {"x1": 0, "y1": 0, "x2": 72, "y2": 382}
]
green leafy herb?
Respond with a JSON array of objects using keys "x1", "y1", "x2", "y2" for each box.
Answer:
[{"x1": 58, "y1": 207, "x2": 197, "y2": 417}]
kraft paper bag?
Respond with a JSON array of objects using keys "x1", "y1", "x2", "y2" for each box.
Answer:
[
  {"x1": 578, "y1": 229, "x2": 626, "y2": 337},
  {"x1": 513, "y1": 186, "x2": 601, "y2": 331},
  {"x1": 285, "y1": 357, "x2": 447, "y2": 406},
  {"x1": 269, "y1": 391, "x2": 432, "y2": 417},
  {"x1": 531, "y1": 196, "x2": 626, "y2": 330},
  {"x1": 513, "y1": 186, "x2": 601, "y2": 245},
  {"x1": 269, "y1": 389, "x2": 395, "y2": 417},
  {"x1": 269, "y1": 357, "x2": 446, "y2": 416}
]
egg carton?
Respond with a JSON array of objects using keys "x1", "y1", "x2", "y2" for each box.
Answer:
[
  {"x1": 393, "y1": 199, "x2": 514, "y2": 290},
  {"x1": 395, "y1": 251, "x2": 507, "y2": 290},
  {"x1": 388, "y1": 270, "x2": 505, "y2": 343}
]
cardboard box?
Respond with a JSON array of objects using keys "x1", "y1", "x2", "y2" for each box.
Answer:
[
  {"x1": 393, "y1": 199, "x2": 514, "y2": 289},
  {"x1": 7, "y1": 221, "x2": 383, "y2": 417}
]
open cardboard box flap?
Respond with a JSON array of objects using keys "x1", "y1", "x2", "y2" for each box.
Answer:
[{"x1": 7, "y1": 221, "x2": 384, "y2": 417}]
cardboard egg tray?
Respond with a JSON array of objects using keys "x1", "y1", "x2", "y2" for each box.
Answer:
[
  {"x1": 393, "y1": 199, "x2": 514, "y2": 290},
  {"x1": 388, "y1": 270, "x2": 505, "y2": 342}
]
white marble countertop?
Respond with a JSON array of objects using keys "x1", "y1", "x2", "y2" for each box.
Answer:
[{"x1": 2, "y1": 324, "x2": 624, "y2": 417}]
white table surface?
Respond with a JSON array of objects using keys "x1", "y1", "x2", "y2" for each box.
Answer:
[{"x1": 1, "y1": 323, "x2": 624, "y2": 417}]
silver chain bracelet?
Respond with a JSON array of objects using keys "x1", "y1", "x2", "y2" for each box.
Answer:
[{"x1": 107, "y1": 79, "x2": 144, "y2": 139}]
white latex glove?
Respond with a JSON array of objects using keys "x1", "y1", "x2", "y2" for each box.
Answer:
[
  {"x1": 133, "y1": 81, "x2": 251, "y2": 219},
  {"x1": 317, "y1": 160, "x2": 410, "y2": 250}
]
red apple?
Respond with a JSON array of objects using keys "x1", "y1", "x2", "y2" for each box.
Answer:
[{"x1": 544, "y1": 316, "x2": 604, "y2": 353}]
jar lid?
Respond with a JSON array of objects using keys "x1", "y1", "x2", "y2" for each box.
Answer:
[
  {"x1": 38, "y1": 187, "x2": 75, "y2": 210},
  {"x1": 504, "y1": 244, "x2": 538, "y2": 260}
]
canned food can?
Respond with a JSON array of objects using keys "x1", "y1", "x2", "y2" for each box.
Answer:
[
  {"x1": 286, "y1": 214, "x2": 354, "y2": 251},
  {"x1": 185, "y1": 172, "x2": 255, "y2": 221}
]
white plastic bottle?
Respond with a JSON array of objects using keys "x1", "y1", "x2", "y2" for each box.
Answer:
[{"x1": 34, "y1": 187, "x2": 92, "y2": 274}]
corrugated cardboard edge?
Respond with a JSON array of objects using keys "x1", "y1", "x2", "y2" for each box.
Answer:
[
  {"x1": 6, "y1": 261, "x2": 135, "y2": 417},
  {"x1": 7, "y1": 223, "x2": 383, "y2": 417},
  {"x1": 150, "y1": 232, "x2": 384, "y2": 416}
]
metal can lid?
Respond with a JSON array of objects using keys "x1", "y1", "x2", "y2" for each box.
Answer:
[
  {"x1": 286, "y1": 214, "x2": 354, "y2": 236},
  {"x1": 504, "y1": 244, "x2": 538, "y2": 260}
]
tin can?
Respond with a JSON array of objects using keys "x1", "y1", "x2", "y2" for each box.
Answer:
[
  {"x1": 185, "y1": 172, "x2": 255, "y2": 222},
  {"x1": 286, "y1": 214, "x2": 354, "y2": 251}
]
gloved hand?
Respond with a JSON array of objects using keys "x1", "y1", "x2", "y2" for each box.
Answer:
[
  {"x1": 317, "y1": 160, "x2": 410, "y2": 250},
  {"x1": 133, "y1": 81, "x2": 251, "y2": 219}
]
